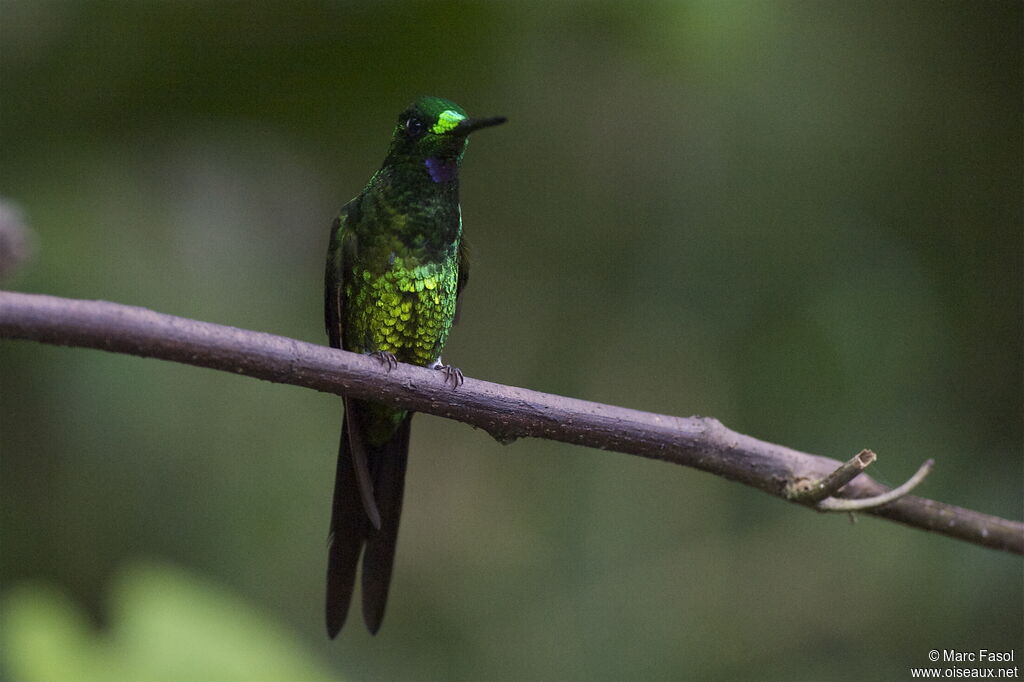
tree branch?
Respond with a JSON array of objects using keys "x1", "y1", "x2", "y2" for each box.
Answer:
[{"x1": 1, "y1": 290, "x2": 1021, "y2": 555}]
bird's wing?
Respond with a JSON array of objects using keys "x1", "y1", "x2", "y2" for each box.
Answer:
[
  {"x1": 324, "y1": 199, "x2": 379, "y2": 522},
  {"x1": 454, "y1": 236, "x2": 470, "y2": 324},
  {"x1": 324, "y1": 201, "x2": 357, "y2": 349}
]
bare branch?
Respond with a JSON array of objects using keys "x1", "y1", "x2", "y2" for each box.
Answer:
[{"x1": 1, "y1": 290, "x2": 1021, "y2": 555}]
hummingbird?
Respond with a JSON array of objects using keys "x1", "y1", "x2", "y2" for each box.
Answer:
[{"x1": 324, "y1": 96, "x2": 506, "y2": 637}]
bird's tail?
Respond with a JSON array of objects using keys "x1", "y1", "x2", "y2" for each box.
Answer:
[{"x1": 326, "y1": 399, "x2": 412, "y2": 637}]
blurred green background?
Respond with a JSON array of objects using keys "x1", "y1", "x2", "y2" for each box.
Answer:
[{"x1": 1, "y1": 1, "x2": 1021, "y2": 680}]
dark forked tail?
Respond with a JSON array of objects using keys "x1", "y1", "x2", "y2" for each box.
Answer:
[{"x1": 326, "y1": 402, "x2": 412, "y2": 637}]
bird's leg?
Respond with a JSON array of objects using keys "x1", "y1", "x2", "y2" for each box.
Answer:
[
  {"x1": 430, "y1": 358, "x2": 464, "y2": 387},
  {"x1": 370, "y1": 350, "x2": 399, "y2": 371}
]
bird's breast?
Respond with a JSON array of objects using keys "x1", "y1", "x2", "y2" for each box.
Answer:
[{"x1": 345, "y1": 252, "x2": 460, "y2": 367}]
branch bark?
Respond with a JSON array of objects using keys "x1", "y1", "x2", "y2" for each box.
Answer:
[{"x1": 2, "y1": 290, "x2": 1021, "y2": 555}]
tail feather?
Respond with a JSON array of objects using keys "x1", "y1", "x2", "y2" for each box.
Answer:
[
  {"x1": 343, "y1": 398, "x2": 382, "y2": 530},
  {"x1": 361, "y1": 413, "x2": 412, "y2": 633},
  {"x1": 326, "y1": 403, "x2": 412, "y2": 637},
  {"x1": 325, "y1": 413, "x2": 366, "y2": 638}
]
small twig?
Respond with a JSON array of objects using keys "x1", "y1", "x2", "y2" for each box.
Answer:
[
  {"x1": 787, "y1": 449, "x2": 877, "y2": 503},
  {"x1": 817, "y1": 459, "x2": 935, "y2": 511}
]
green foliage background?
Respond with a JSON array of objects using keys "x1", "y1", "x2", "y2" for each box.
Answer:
[{"x1": 1, "y1": 1, "x2": 1021, "y2": 680}]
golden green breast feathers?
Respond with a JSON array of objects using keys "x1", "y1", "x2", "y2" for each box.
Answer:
[{"x1": 346, "y1": 260, "x2": 456, "y2": 366}]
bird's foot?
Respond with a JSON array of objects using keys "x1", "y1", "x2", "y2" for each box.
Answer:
[
  {"x1": 434, "y1": 363, "x2": 464, "y2": 388},
  {"x1": 370, "y1": 350, "x2": 399, "y2": 371}
]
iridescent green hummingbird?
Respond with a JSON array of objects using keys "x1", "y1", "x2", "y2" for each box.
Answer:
[{"x1": 324, "y1": 96, "x2": 505, "y2": 636}]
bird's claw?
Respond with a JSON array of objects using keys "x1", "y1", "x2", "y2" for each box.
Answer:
[
  {"x1": 370, "y1": 350, "x2": 399, "y2": 371},
  {"x1": 436, "y1": 364, "x2": 464, "y2": 388}
]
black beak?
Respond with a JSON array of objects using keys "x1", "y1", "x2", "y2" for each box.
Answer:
[{"x1": 454, "y1": 116, "x2": 507, "y2": 136}]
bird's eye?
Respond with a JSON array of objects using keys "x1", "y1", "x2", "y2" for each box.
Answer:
[{"x1": 404, "y1": 117, "x2": 426, "y2": 137}]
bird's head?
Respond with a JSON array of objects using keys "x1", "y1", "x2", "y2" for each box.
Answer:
[{"x1": 384, "y1": 96, "x2": 506, "y2": 183}]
